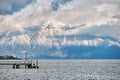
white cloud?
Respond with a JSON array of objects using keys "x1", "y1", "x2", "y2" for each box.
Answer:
[
  {"x1": 0, "y1": 0, "x2": 120, "y2": 47},
  {"x1": 107, "y1": 40, "x2": 120, "y2": 47},
  {"x1": 81, "y1": 53, "x2": 91, "y2": 57},
  {"x1": 96, "y1": 4, "x2": 118, "y2": 17},
  {"x1": 65, "y1": 38, "x2": 104, "y2": 46},
  {"x1": 50, "y1": 51, "x2": 67, "y2": 58},
  {"x1": 0, "y1": 0, "x2": 119, "y2": 32},
  {"x1": 0, "y1": 34, "x2": 30, "y2": 46}
]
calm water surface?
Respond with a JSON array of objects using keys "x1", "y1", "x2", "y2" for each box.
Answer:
[{"x1": 0, "y1": 60, "x2": 120, "y2": 80}]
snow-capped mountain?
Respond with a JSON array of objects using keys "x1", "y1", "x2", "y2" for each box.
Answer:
[
  {"x1": 0, "y1": 0, "x2": 120, "y2": 59},
  {"x1": 0, "y1": 22, "x2": 120, "y2": 59}
]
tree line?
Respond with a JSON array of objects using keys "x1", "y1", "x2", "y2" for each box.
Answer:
[{"x1": 0, "y1": 55, "x2": 20, "y2": 60}]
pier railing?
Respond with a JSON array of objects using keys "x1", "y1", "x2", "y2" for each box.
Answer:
[{"x1": 0, "y1": 60, "x2": 31, "y2": 65}]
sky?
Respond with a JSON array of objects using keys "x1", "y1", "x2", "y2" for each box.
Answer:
[{"x1": 0, "y1": 0, "x2": 120, "y2": 59}]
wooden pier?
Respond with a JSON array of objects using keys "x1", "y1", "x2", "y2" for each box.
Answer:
[{"x1": 0, "y1": 60, "x2": 39, "y2": 69}]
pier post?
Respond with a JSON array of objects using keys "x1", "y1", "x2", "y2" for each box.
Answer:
[
  {"x1": 13, "y1": 64, "x2": 15, "y2": 68},
  {"x1": 16, "y1": 64, "x2": 20, "y2": 68},
  {"x1": 36, "y1": 60, "x2": 39, "y2": 68},
  {"x1": 25, "y1": 61, "x2": 27, "y2": 68}
]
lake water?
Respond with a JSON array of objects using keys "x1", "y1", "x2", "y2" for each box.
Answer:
[{"x1": 0, "y1": 60, "x2": 120, "y2": 80}]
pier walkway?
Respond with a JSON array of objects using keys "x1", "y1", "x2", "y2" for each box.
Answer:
[{"x1": 0, "y1": 60, "x2": 26, "y2": 65}]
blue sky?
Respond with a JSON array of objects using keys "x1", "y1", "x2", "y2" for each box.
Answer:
[{"x1": 0, "y1": 0, "x2": 120, "y2": 59}]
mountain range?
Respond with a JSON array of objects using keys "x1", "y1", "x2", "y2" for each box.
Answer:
[
  {"x1": 0, "y1": 21, "x2": 120, "y2": 59},
  {"x1": 0, "y1": 0, "x2": 120, "y2": 59}
]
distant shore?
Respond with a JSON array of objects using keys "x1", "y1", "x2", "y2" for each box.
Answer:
[{"x1": 0, "y1": 55, "x2": 21, "y2": 60}]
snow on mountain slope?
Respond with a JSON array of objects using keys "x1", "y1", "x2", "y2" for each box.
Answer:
[{"x1": 0, "y1": 23, "x2": 120, "y2": 59}]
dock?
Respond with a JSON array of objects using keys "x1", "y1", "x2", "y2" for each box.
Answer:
[{"x1": 0, "y1": 60, "x2": 39, "y2": 69}]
